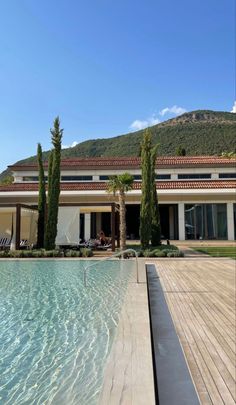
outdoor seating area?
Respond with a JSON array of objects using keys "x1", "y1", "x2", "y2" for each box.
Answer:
[
  {"x1": 58, "y1": 237, "x2": 112, "y2": 251},
  {"x1": 0, "y1": 237, "x2": 32, "y2": 250},
  {"x1": 76, "y1": 238, "x2": 112, "y2": 250},
  {"x1": 0, "y1": 237, "x2": 11, "y2": 250}
]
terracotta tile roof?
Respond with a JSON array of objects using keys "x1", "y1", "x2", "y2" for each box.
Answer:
[
  {"x1": 8, "y1": 156, "x2": 236, "y2": 171},
  {"x1": 0, "y1": 180, "x2": 235, "y2": 192}
]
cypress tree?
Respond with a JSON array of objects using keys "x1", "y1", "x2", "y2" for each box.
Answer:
[
  {"x1": 36, "y1": 143, "x2": 46, "y2": 248},
  {"x1": 46, "y1": 149, "x2": 53, "y2": 209},
  {"x1": 140, "y1": 130, "x2": 152, "y2": 248},
  {"x1": 150, "y1": 145, "x2": 161, "y2": 246},
  {"x1": 44, "y1": 117, "x2": 63, "y2": 250}
]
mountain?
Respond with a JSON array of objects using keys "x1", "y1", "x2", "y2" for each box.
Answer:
[{"x1": 1, "y1": 110, "x2": 235, "y2": 181}]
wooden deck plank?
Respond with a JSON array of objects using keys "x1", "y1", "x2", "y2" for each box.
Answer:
[{"x1": 152, "y1": 258, "x2": 236, "y2": 405}]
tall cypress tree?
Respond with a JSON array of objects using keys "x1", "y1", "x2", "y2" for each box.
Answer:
[
  {"x1": 150, "y1": 145, "x2": 161, "y2": 246},
  {"x1": 46, "y1": 149, "x2": 53, "y2": 209},
  {"x1": 44, "y1": 117, "x2": 63, "y2": 250},
  {"x1": 37, "y1": 143, "x2": 46, "y2": 248},
  {"x1": 140, "y1": 130, "x2": 152, "y2": 248}
]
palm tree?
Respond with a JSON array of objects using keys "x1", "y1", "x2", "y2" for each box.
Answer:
[{"x1": 107, "y1": 173, "x2": 134, "y2": 250}]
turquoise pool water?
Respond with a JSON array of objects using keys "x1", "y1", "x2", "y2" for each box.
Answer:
[{"x1": 0, "y1": 259, "x2": 133, "y2": 404}]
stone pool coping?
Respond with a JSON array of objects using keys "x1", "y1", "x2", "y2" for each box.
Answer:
[{"x1": 99, "y1": 260, "x2": 155, "y2": 404}]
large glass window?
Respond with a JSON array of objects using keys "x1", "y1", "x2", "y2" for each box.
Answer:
[
  {"x1": 61, "y1": 175, "x2": 92, "y2": 181},
  {"x1": 156, "y1": 174, "x2": 171, "y2": 180},
  {"x1": 185, "y1": 203, "x2": 227, "y2": 240},
  {"x1": 234, "y1": 204, "x2": 236, "y2": 240},
  {"x1": 99, "y1": 174, "x2": 142, "y2": 181},
  {"x1": 99, "y1": 175, "x2": 109, "y2": 181},
  {"x1": 22, "y1": 176, "x2": 39, "y2": 182},
  {"x1": 178, "y1": 174, "x2": 211, "y2": 179},
  {"x1": 219, "y1": 173, "x2": 236, "y2": 179}
]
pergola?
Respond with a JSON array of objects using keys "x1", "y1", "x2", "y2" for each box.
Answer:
[{"x1": 0, "y1": 202, "x2": 120, "y2": 251}]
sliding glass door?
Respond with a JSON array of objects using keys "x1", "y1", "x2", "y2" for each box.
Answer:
[{"x1": 185, "y1": 203, "x2": 227, "y2": 240}]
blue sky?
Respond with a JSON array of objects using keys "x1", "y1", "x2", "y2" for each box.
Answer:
[{"x1": 0, "y1": 0, "x2": 235, "y2": 172}]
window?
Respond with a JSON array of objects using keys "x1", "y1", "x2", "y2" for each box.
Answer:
[
  {"x1": 234, "y1": 204, "x2": 236, "y2": 240},
  {"x1": 61, "y1": 175, "x2": 92, "y2": 181},
  {"x1": 99, "y1": 175, "x2": 110, "y2": 181},
  {"x1": 99, "y1": 174, "x2": 142, "y2": 181},
  {"x1": 178, "y1": 173, "x2": 211, "y2": 179},
  {"x1": 219, "y1": 173, "x2": 236, "y2": 179},
  {"x1": 156, "y1": 174, "x2": 171, "y2": 180},
  {"x1": 22, "y1": 176, "x2": 39, "y2": 181},
  {"x1": 185, "y1": 203, "x2": 227, "y2": 240}
]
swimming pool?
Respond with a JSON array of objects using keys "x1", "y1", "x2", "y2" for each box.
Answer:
[{"x1": 0, "y1": 259, "x2": 133, "y2": 404}]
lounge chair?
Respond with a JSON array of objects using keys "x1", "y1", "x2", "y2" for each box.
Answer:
[
  {"x1": 96, "y1": 242, "x2": 112, "y2": 250},
  {"x1": 0, "y1": 237, "x2": 11, "y2": 250},
  {"x1": 20, "y1": 239, "x2": 32, "y2": 249}
]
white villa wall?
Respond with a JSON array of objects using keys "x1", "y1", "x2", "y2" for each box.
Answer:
[
  {"x1": 0, "y1": 212, "x2": 13, "y2": 238},
  {"x1": 56, "y1": 207, "x2": 80, "y2": 245},
  {"x1": 12, "y1": 165, "x2": 236, "y2": 182}
]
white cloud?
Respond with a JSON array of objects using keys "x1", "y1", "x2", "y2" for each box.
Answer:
[
  {"x1": 130, "y1": 116, "x2": 160, "y2": 131},
  {"x1": 231, "y1": 101, "x2": 236, "y2": 113},
  {"x1": 159, "y1": 105, "x2": 187, "y2": 116},
  {"x1": 62, "y1": 141, "x2": 78, "y2": 149}
]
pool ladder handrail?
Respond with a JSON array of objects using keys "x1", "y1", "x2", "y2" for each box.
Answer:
[{"x1": 83, "y1": 248, "x2": 139, "y2": 287}]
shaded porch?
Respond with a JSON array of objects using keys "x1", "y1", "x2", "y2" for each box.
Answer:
[{"x1": 0, "y1": 203, "x2": 120, "y2": 251}]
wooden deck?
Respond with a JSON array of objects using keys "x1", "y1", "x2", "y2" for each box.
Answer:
[{"x1": 150, "y1": 258, "x2": 236, "y2": 405}]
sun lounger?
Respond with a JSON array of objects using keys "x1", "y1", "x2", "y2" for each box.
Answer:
[
  {"x1": 20, "y1": 239, "x2": 32, "y2": 249},
  {"x1": 96, "y1": 243, "x2": 112, "y2": 250},
  {"x1": 0, "y1": 237, "x2": 11, "y2": 250}
]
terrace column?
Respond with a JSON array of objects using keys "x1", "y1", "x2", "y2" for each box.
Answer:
[
  {"x1": 96, "y1": 212, "x2": 102, "y2": 236},
  {"x1": 84, "y1": 213, "x2": 91, "y2": 240},
  {"x1": 15, "y1": 204, "x2": 21, "y2": 250},
  {"x1": 111, "y1": 203, "x2": 116, "y2": 251},
  {"x1": 227, "y1": 203, "x2": 234, "y2": 241},
  {"x1": 178, "y1": 203, "x2": 185, "y2": 241}
]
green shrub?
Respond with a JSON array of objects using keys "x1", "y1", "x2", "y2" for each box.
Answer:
[
  {"x1": 143, "y1": 249, "x2": 154, "y2": 257},
  {"x1": 167, "y1": 250, "x2": 184, "y2": 257},
  {"x1": 31, "y1": 250, "x2": 43, "y2": 258},
  {"x1": 153, "y1": 249, "x2": 166, "y2": 257},
  {"x1": 138, "y1": 250, "x2": 144, "y2": 257},
  {"x1": 81, "y1": 248, "x2": 93, "y2": 257},
  {"x1": 0, "y1": 248, "x2": 83, "y2": 258},
  {"x1": 136, "y1": 246, "x2": 182, "y2": 258},
  {"x1": 44, "y1": 250, "x2": 54, "y2": 257},
  {"x1": 53, "y1": 250, "x2": 62, "y2": 257},
  {"x1": 11, "y1": 250, "x2": 22, "y2": 258},
  {"x1": 65, "y1": 249, "x2": 81, "y2": 257},
  {"x1": 0, "y1": 250, "x2": 9, "y2": 257},
  {"x1": 152, "y1": 244, "x2": 178, "y2": 251}
]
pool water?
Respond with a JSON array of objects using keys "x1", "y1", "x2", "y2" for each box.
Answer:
[{"x1": 0, "y1": 259, "x2": 133, "y2": 404}]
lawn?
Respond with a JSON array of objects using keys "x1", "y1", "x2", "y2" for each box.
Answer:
[{"x1": 192, "y1": 246, "x2": 236, "y2": 259}]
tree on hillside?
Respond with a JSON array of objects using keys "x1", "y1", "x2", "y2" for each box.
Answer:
[
  {"x1": 140, "y1": 130, "x2": 152, "y2": 248},
  {"x1": 44, "y1": 117, "x2": 63, "y2": 250},
  {"x1": 107, "y1": 173, "x2": 134, "y2": 251},
  {"x1": 175, "y1": 146, "x2": 186, "y2": 156},
  {"x1": 150, "y1": 144, "x2": 161, "y2": 246},
  {"x1": 221, "y1": 151, "x2": 236, "y2": 158},
  {"x1": 36, "y1": 143, "x2": 46, "y2": 248},
  {"x1": 0, "y1": 175, "x2": 14, "y2": 185}
]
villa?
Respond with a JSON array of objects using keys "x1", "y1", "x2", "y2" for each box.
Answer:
[{"x1": 0, "y1": 155, "x2": 235, "y2": 248}]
